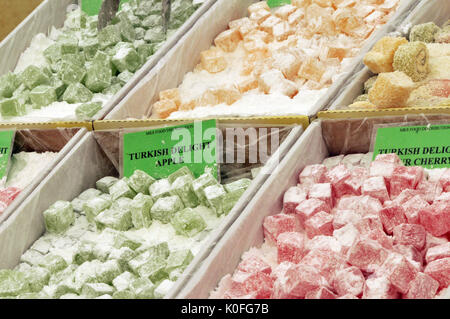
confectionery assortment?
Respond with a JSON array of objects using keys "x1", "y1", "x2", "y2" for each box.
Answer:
[{"x1": 0, "y1": 0, "x2": 449, "y2": 301}]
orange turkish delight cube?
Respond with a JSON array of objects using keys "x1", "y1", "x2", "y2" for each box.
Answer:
[
  {"x1": 197, "y1": 89, "x2": 220, "y2": 107},
  {"x1": 159, "y1": 88, "x2": 181, "y2": 107},
  {"x1": 245, "y1": 29, "x2": 272, "y2": 44},
  {"x1": 229, "y1": 18, "x2": 258, "y2": 37},
  {"x1": 248, "y1": 1, "x2": 270, "y2": 15},
  {"x1": 200, "y1": 48, "x2": 227, "y2": 73},
  {"x1": 327, "y1": 46, "x2": 349, "y2": 61},
  {"x1": 214, "y1": 29, "x2": 242, "y2": 52},
  {"x1": 237, "y1": 78, "x2": 259, "y2": 93},
  {"x1": 272, "y1": 50, "x2": 302, "y2": 80},
  {"x1": 249, "y1": 9, "x2": 271, "y2": 25},
  {"x1": 259, "y1": 16, "x2": 283, "y2": 35},
  {"x1": 258, "y1": 69, "x2": 299, "y2": 98},
  {"x1": 213, "y1": 87, "x2": 241, "y2": 105},
  {"x1": 298, "y1": 57, "x2": 326, "y2": 82},
  {"x1": 152, "y1": 99, "x2": 178, "y2": 119},
  {"x1": 179, "y1": 99, "x2": 196, "y2": 111},
  {"x1": 273, "y1": 21, "x2": 295, "y2": 41},
  {"x1": 363, "y1": 37, "x2": 408, "y2": 73},
  {"x1": 275, "y1": 4, "x2": 297, "y2": 20}
]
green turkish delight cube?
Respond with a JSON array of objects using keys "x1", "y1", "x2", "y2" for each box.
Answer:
[
  {"x1": 102, "y1": 83, "x2": 122, "y2": 95},
  {"x1": 130, "y1": 278, "x2": 155, "y2": 299},
  {"x1": 168, "y1": 166, "x2": 194, "y2": 183},
  {"x1": 171, "y1": 207, "x2": 207, "y2": 237},
  {"x1": 149, "y1": 178, "x2": 172, "y2": 200},
  {"x1": 20, "y1": 249, "x2": 44, "y2": 266},
  {"x1": 117, "y1": 70, "x2": 134, "y2": 85},
  {"x1": 134, "y1": 0, "x2": 155, "y2": 17},
  {"x1": 94, "y1": 208, "x2": 133, "y2": 231},
  {"x1": 128, "y1": 169, "x2": 155, "y2": 194},
  {"x1": 0, "y1": 72, "x2": 20, "y2": 98},
  {"x1": 129, "y1": 242, "x2": 169, "y2": 272},
  {"x1": 38, "y1": 254, "x2": 68, "y2": 274},
  {"x1": 96, "y1": 176, "x2": 119, "y2": 193},
  {"x1": 93, "y1": 51, "x2": 113, "y2": 69},
  {"x1": 144, "y1": 26, "x2": 166, "y2": 43},
  {"x1": 204, "y1": 184, "x2": 227, "y2": 216},
  {"x1": 135, "y1": 27, "x2": 146, "y2": 40},
  {"x1": 62, "y1": 83, "x2": 93, "y2": 104},
  {"x1": 170, "y1": 175, "x2": 199, "y2": 208},
  {"x1": 192, "y1": 173, "x2": 218, "y2": 205},
  {"x1": 119, "y1": 19, "x2": 136, "y2": 42},
  {"x1": 48, "y1": 264, "x2": 77, "y2": 286},
  {"x1": 59, "y1": 36, "x2": 79, "y2": 54},
  {"x1": 61, "y1": 53, "x2": 85, "y2": 68},
  {"x1": 109, "y1": 247, "x2": 137, "y2": 270},
  {"x1": 82, "y1": 283, "x2": 115, "y2": 298},
  {"x1": 71, "y1": 198, "x2": 85, "y2": 213},
  {"x1": 29, "y1": 85, "x2": 57, "y2": 109},
  {"x1": 73, "y1": 241, "x2": 96, "y2": 265},
  {"x1": 113, "y1": 232, "x2": 142, "y2": 250},
  {"x1": 43, "y1": 200, "x2": 75, "y2": 233},
  {"x1": 95, "y1": 260, "x2": 122, "y2": 284},
  {"x1": 20, "y1": 65, "x2": 50, "y2": 90},
  {"x1": 112, "y1": 46, "x2": 142, "y2": 73},
  {"x1": 86, "y1": 15, "x2": 99, "y2": 29},
  {"x1": 137, "y1": 257, "x2": 168, "y2": 284},
  {"x1": 80, "y1": 38, "x2": 99, "y2": 61},
  {"x1": 166, "y1": 249, "x2": 193, "y2": 273},
  {"x1": 78, "y1": 188, "x2": 102, "y2": 200},
  {"x1": 75, "y1": 102, "x2": 102, "y2": 120},
  {"x1": 130, "y1": 193, "x2": 153, "y2": 228},
  {"x1": 224, "y1": 178, "x2": 251, "y2": 195},
  {"x1": 98, "y1": 24, "x2": 121, "y2": 49},
  {"x1": 50, "y1": 77, "x2": 67, "y2": 98},
  {"x1": 112, "y1": 197, "x2": 133, "y2": 211},
  {"x1": 58, "y1": 61, "x2": 86, "y2": 85},
  {"x1": 150, "y1": 195, "x2": 184, "y2": 223},
  {"x1": 84, "y1": 64, "x2": 112, "y2": 93},
  {"x1": 154, "y1": 279, "x2": 175, "y2": 299},
  {"x1": 112, "y1": 289, "x2": 135, "y2": 299},
  {"x1": 135, "y1": 40, "x2": 153, "y2": 59},
  {"x1": 0, "y1": 97, "x2": 25, "y2": 117},
  {"x1": 222, "y1": 192, "x2": 241, "y2": 215},
  {"x1": 141, "y1": 15, "x2": 163, "y2": 29},
  {"x1": 84, "y1": 196, "x2": 112, "y2": 222},
  {"x1": 65, "y1": 9, "x2": 87, "y2": 29},
  {"x1": 171, "y1": 0, "x2": 197, "y2": 29},
  {"x1": 0, "y1": 270, "x2": 30, "y2": 297},
  {"x1": 109, "y1": 179, "x2": 137, "y2": 200},
  {"x1": 112, "y1": 271, "x2": 136, "y2": 292}
]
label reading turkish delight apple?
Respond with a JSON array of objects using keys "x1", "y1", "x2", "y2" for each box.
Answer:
[
  {"x1": 267, "y1": 0, "x2": 291, "y2": 8},
  {"x1": 122, "y1": 120, "x2": 218, "y2": 179},
  {"x1": 372, "y1": 124, "x2": 450, "y2": 169},
  {"x1": 0, "y1": 130, "x2": 15, "y2": 187}
]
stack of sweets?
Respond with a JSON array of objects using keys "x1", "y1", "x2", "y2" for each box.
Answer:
[
  {"x1": 0, "y1": 0, "x2": 201, "y2": 121},
  {"x1": 348, "y1": 19, "x2": 450, "y2": 110},
  {"x1": 0, "y1": 167, "x2": 251, "y2": 299},
  {"x1": 211, "y1": 153, "x2": 450, "y2": 299}
]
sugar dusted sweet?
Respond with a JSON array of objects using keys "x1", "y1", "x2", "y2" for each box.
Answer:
[
  {"x1": 368, "y1": 71, "x2": 415, "y2": 108},
  {"x1": 347, "y1": 239, "x2": 386, "y2": 272},
  {"x1": 381, "y1": 253, "x2": 418, "y2": 294},
  {"x1": 295, "y1": 198, "x2": 330, "y2": 226},
  {"x1": 379, "y1": 204, "x2": 407, "y2": 235},
  {"x1": 393, "y1": 224, "x2": 426, "y2": 251},
  {"x1": 277, "y1": 232, "x2": 305, "y2": 264},
  {"x1": 299, "y1": 164, "x2": 328, "y2": 185},
  {"x1": 263, "y1": 214, "x2": 300, "y2": 244},
  {"x1": 333, "y1": 266, "x2": 365, "y2": 297},
  {"x1": 362, "y1": 176, "x2": 390, "y2": 203},
  {"x1": 419, "y1": 200, "x2": 450, "y2": 237},
  {"x1": 363, "y1": 37, "x2": 408, "y2": 73},
  {"x1": 405, "y1": 272, "x2": 439, "y2": 299},
  {"x1": 425, "y1": 243, "x2": 450, "y2": 264},
  {"x1": 305, "y1": 211, "x2": 333, "y2": 239},
  {"x1": 424, "y1": 258, "x2": 450, "y2": 289}
]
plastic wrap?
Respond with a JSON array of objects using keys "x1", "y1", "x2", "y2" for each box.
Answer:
[
  {"x1": 0, "y1": 122, "x2": 304, "y2": 299},
  {"x1": 0, "y1": 0, "x2": 217, "y2": 122},
  {"x1": 328, "y1": 0, "x2": 450, "y2": 112},
  {"x1": 105, "y1": 0, "x2": 419, "y2": 120},
  {"x1": 176, "y1": 115, "x2": 450, "y2": 298}
]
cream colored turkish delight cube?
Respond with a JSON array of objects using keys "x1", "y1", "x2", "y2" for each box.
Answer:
[
  {"x1": 159, "y1": 88, "x2": 181, "y2": 107},
  {"x1": 153, "y1": 99, "x2": 178, "y2": 119},
  {"x1": 248, "y1": 2, "x2": 270, "y2": 15},
  {"x1": 249, "y1": 9, "x2": 271, "y2": 25},
  {"x1": 259, "y1": 16, "x2": 283, "y2": 35},
  {"x1": 229, "y1": 18, "x2": 258, "y2": 37},
  {"x1": 273, "y1": 21, "x2": 295, "y2": 41},
  {"x1": 275, "y1": 4, "x2": 298, "y2": 20},
  {"x1": 258, "y1": 69, "x2": 299, "y2": 98},
  {"x1": 214, "y1": 29, "x2": 242, "y2": 52},
  {"x1": 200, "y1": 48, "x2": 227, "y2": 73}
]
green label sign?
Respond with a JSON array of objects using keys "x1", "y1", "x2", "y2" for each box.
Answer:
[
  {"x1": 122, "y1": 120, "x2": 218, "y2": 179},
  {"x1": 372, "y1": 124, "x2": 450, "y2": 169},
  {"x1": 267, "y1": 0, "x2": 291, "y2": 8},
  {"x1": 0, "y1": 130, "x2": 15, "y2": 185},
  {"x1": 81, "y1": 0, "x2": 130, "y2": 16}
]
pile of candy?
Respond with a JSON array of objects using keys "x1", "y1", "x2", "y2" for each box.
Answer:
[
  {"x1": 0, "y1": 0, "x2": 200, "y2": 121},
  {"x1": 211, "y1": 153, "x2": 450, "y2": 299},
  {"x1": 349, "y1": 20, "x2": 450, "y2": 109},
  {"x1": 151, "y1": 0, "x2": 402, "y2": 119},
  {"x1": 0, "y1": 167, "x2": 251, "y2": 299}
]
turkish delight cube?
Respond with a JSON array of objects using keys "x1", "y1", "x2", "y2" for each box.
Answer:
[
  {"x1": 419, "y1": 200, "x2": 450, "y2": 237},
  {"x1": 0, "y1": 270, "x2": 30, "y2": 297},
  {"x1": 424, "y1": 257, "x2": 450, "y2": 289},
  {"x1": 381, "y1": 253, "x2": 418, "y2": 294},
  {"x1": 96, "y1": 176, "x2": 118, "y2": 194},
  {"x1": 362, "y1": 275, "x2": 399, "y2": 299},
  {"x1": 130, "y1": 193, "x2": 153, "y2": 229},
  {"x1": 127, "y1": 169, "x2": 155, "y2": 194},
  {"x1": 0, "y1": 97, "x2": 25, "y2": 117},
  {"x1": 58, "y1": 61, "x2": 86, "y2": 85},
  {"x1": 144, "y1": 26, "x2": 166, "y2": 43},
  {"x1": 43, "y1": 200, "x2": 75, "y2": 233},
  {"x1": 322, "y1": 155, "x2": 344, "y2": 170},
  {"x1": 20, "y1": 65, "x2": 50, "y2": 90},
  {"x1": 0, "y1": 72, "x2": 19, "y2": 98},
  {"x1": 150, "y1": 195, "x2": 184, "y2": 224},
  {"x1": 425, "y1": 243, "x2": 450, "y2": 264},
  {"x1": 200, "y1": 48, "x2": 227, "y2": 73},
  {"x1": 109, "y1": 179, "x2": 136, "y2": 200},
  {"x1": 393, "y1": 223, "x2": 426, "y2": 251},
  {"x1": 263, "y1": 213, "x2": 300, "y2": 244},
  {"x1": 332, "y1": 209, "x2": 361, "y2": 229},
  {"x1": 362, "y1": 176, "x2": 390, "y2": 204},
  {"x1": 277, "y1": 231, "x2": 305, "y2": 264},
  {"x1": 84, "y1": 64, "x2": 112, "y2": 93},
  {"x1": 154, "y1": 280, "x2": 175, "y2": 299},
  {"x1": 369, "y1": 160, "x2": 396, "y2": 185},
  {"x1": 130, "y1": 278, "x2": 155, "y2": 299},
  {"x1": 204, "y1": 184, "x2": 227, "y2": 216},
  {"x1": 402, "y1": 195, "x2": 430, "y2": 224},
  {"x1": 24, "y1": 267, "x2": 50, "y2": 293},
  {"x1": 214, "y1": 29, "x2": 242, "y2": 52},
  {"x1": 136, "y1": 257, "x2": 168, "y2": 284},
  {"x1": 308, "y1": 183, "x2": 333, "y2": 207},
  {"x1": 295, "y1": 198, "x2": 330, "y2": 226},
  {"x1": 112, "y1": 271, "x2": 136, "y2": 292},
  {"x1": 347, "y1": 239, "x2": 387, "y2": 272},
  {"x1": 82, "y1": 283, "x2": 115, "y2": 298},
  {"x1": 98, "y1": 24, "x2": 121, "y2": 49},
  {"x1": 166, "y1": 249, "x2": 194, "y2": 273},
  {"x1": 230, "y1": 270, "x2": 273, "y2": 299},
  {"x1": 224, "y1": 178, "x2": 251, "y2": 196},
  {"x1": 79, "y1": 38, "x2": 99, "y2": 61},
  {"x1": 379, "y1": 204, "x2": 407, "y2": 234},
  {"x1": 301, "y1": 249, "x2": 346, "y2": 282},
  {"x1": 390, "y1": 166, "x2": 424, "y2": 197},
  {"x1": 149, "y1": 178, "x2": 172, "y2": 200},
  {"x1": 171, "y1": 207, "x2": 207, "y2": 237},
  {"x1": 326, "y1": 164, "x2": 355, "y2": 198},
  {"x1": 237, "y1": 255, "x2": 271, "y2": 275},
  {"x1": 94, "y1": 208, "x2": 133, "y2": 231},
  {"x1": 221, "y1": 191, "x2": 241, "y2": 215},
  {"x1": 170, "y1": 175, "x2": 199, "y2": 208},
  {"x1": 62, "y1": 83, "x2": 93, "y2": 104},
  {"x1": 38, "y1": 254, "x2": 68, "y2": 274},
  {"x1": 405, "y1": 272, "x2": 439, "y2": 299},
  {"x1": 305, "y1": 211, "x2": 333, "y2": 239},
  {"x1": 333, "y1": 266, "x2": 365, "y2": 297},
  {"x1": 112, "y1": 47, "x2": 142, "y2": 73},
  {"x1": 75, "y1": 102, "x2": 102, "y2": 121},
  {"x1": 439, "y1": 169, "x2": 450, "y2": 192},
  {"x1": 333, "y1": 224, "x2": 360, "y2": 253},
  {"x1": 283, "y1": 186, "x2": 307, "y2": 214}
]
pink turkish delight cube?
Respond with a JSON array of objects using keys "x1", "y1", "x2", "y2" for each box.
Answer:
[
  {"x1": 295, "y1": 198, "x2": 330, "y2": 226},
  {"x1": 369, "y1": 161, "x2": 396, "y2": 185},
  {"x1": 367, "y1": 228, "x2": 394, "y2": 250},
  {"x1": 305, "y1": 286, "x2": 337, "y2": 299},
  {"x1": 416, "y1": 179, "x2": 442, "y2": 203},
  {"x1": 305, "y1": 211, "x2": 334, "y2": 239},
  {"x1": 354, "y1": 215, "x2": 384, "y2": 234},
  {"x1": 381, "y1": 253, "x2": 419, "y2": 294},
  {"x1": 326, "y1": 165, "x2": 354, "y2": 198},
  {"x1": 425, "y1": 243, "x2": 450, "y2": 263},
  {"x1": 362, "y1": 276, "x2": 399, "y2": 299},
  {"x1": 359, "y1": 195, "x2": 383, "y2": 217},
  {"x1": 332, "y1": 209, "x2": 361, "y2": 229},
  {"x1": 341, "y1": 167, "x2": 367, "y2": 196},
  {"x1": 393, "y1": 244, "x2": 423, "y2": 270},
  {"x1": 403, "y1": 195, "x2": 430, "y2": 224},
  {"x1": 277, "y1": 232, "x2": 306, "y2": 264},
  {"x1": 305, "y1": 235, "x2": 342, "y2": 254},
  {"x1": 393, "y1": 223, "x2": 427, "y2": 251},
  {"x1": 283, "y1": 186, "x2": 307, "y2": 214},
  {"x1": 230, "y1": 270, "x2": 274, "y2": 299},
  {"x1": 333, "y1": 224, "x2": 360, "y2": 253},
  {"x1": 299, "y1": 164, "x2": 328, "y2": 185},
  {"x1": 439, "y1": 168, "x2": 450, "y2": 192},
  {"x1": 405, "y1": 272, "x2": 440, "y2": 299},
  {"x1": 302, "y1": 248, "x2": 346, "y2": 282},
  {"x1": 263, "y1": 213, "x2": 300, "y2": 244},
  {"x1": 333, "y1": 266, "x2": 365, "y2": 297},
  {"x1": 419, "y1": 200, "x2": 450, "y2": 237},
  {"x1": 362, "y1": 176, "x2": 390, "y2": 204},
  {"x1": 308, "y1": 183, "x2": 333, "y2": 207},
  {"x1": 347, "y1": 238, "x2": 387, "y2": 273},
  {"x1": 393, "y1": 189, "x2": 421, "y2": 205},
  {"x1": 424, "y1": 257, "x2": 450, "y2": 289},
  {"x1": 374, "y1": 153, "x2": 403, "y2": 165},
  {"x1": 272, "y1": 263, "x2": 325, "y2": 299},
  {"x1": 237, "y1": 255, "x2": 272, "y2": 275},
  {"x1": 379, "y1": 204, "x2": 407, "y2": 235},
  {"x1": 390, "y1": 166, "x2": 424, "y2": 197}
]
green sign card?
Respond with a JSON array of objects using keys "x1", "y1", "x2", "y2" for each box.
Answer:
[
  {"x1": 122, "y1": 120, "x2": 218, "y2": 180},
  {"x1": 0, "y1": 130, "x2": 15, "y2": 186},
  {"x1": 372, "y1": 124, "x2": 450, "y2": 169},
  {"x1": 81, "y1": 0, "x2": 129, "y2": 16},
  {"x1": 267, "y1": 0, "x2": 291, "y2": 8}
]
